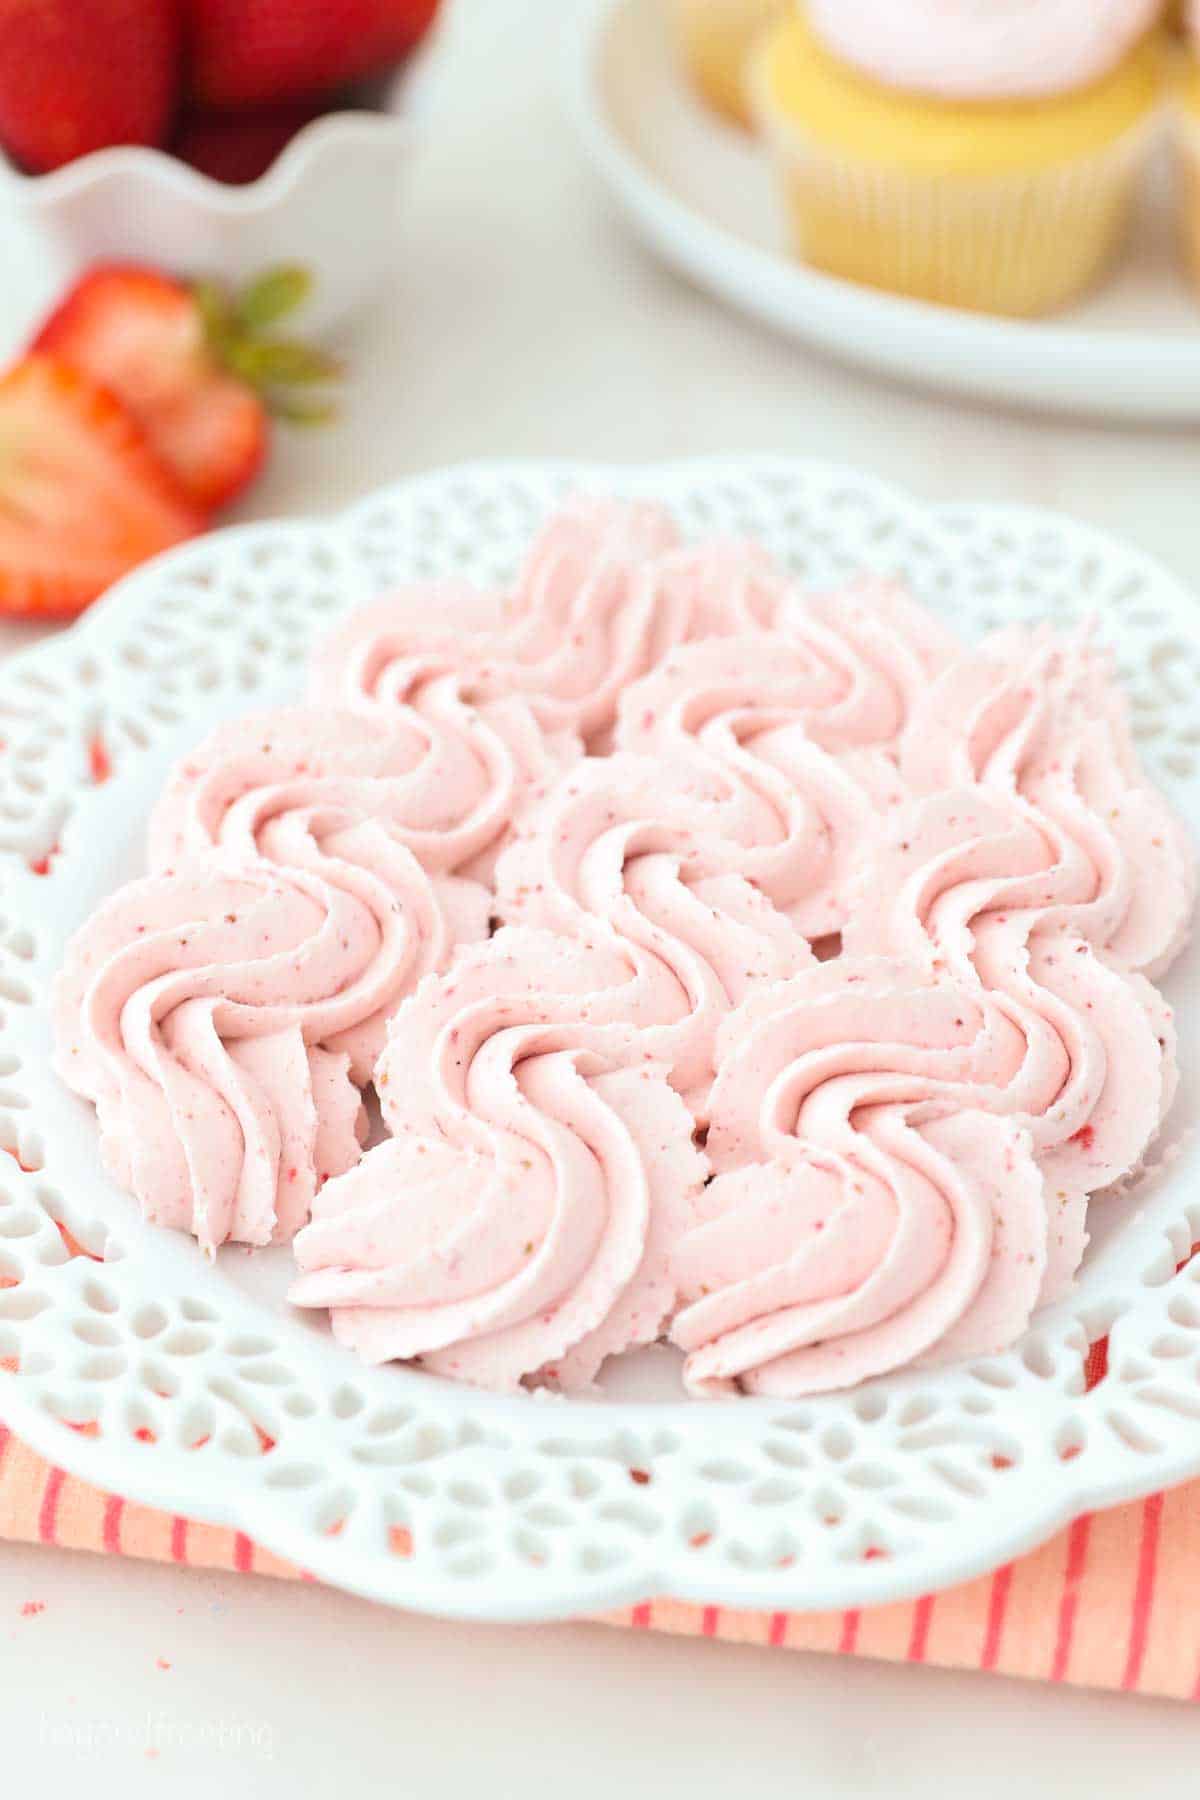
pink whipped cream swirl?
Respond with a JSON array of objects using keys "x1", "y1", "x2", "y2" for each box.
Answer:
[
  {"x1": 619, "y1": 576, "x2": 960, "y2": 770},
  {"x1": 844, "y1": 789, "x2": 1178, "y2": 1279},
  {"x1": 147, "y1": 706, "x2": 493, "y2": 1081},
  {"x1": 672, "y1": 959, "x2": 1054, "y2": 1395},
  {"x1": 291, "y1": 928, "x2": 706, "y2": 1390},
  {"x1": 53, "y1": 864, "x2": 374, "y2": 1254},
  {"x1": 899, "y1": 627, "x2": 1195, "y2": 981},
  {"x1": 311, "y1": 499, "x2": 815, "y2": 750},
  {"x1": 611, "y1": 580, "x2": 960, "y2": 936},
  {"x1": 496, "y1": 753, "x2": 812, "y2": 1117},
  {"x1": 153, "y1": 680, "x2": 572, "y2": 892},
  {"x1": 806, "y1": 0, "x2": 1162, "y2": 101}
]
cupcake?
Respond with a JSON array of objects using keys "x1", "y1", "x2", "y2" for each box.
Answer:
[
  {"x1": 751, "y1": 2, "x2": 1165, "y2": 316},
  {"x1": 1176, "y1": 2, "x2": 1200, "y2": 288},
  {"x1": 667, "y1": 0, "x2": 790, "y2": 128}
]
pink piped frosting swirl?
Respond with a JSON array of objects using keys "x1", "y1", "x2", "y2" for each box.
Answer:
[
  {"x1": 618, "y1": 575, "x2": 959, "y2": 767},
  {"x1": 806, "y1": 0, "x2": 1162, "y2": 101},
  {"x1": 612, "y1": 578, "x2": 959, "y2": 934},
  {"x1": 846, "y1": 787, "x2": 1178, "y2": 1216},
  {"x1": 672, "y1": 960, "x2": 1048, "y2": 1395},
  {"x1": 54, "y1": 864, "x2": 372, "y2": 1253},
  {"x1": 313, "y1": 500, "x2": 813, "y2": 750},
  {"x1": 898, "y1": 627, "x2": 1195, "y2": 980},
  {"x1": 496, "y1": 753, "x2": 813, "y2": 1115},
  {"x1": 148, "y1": 706, "x2": 492, "y2": 1080},
  {"x1": 291, "y1": 929, "x2": 707, "y2": 1390}
]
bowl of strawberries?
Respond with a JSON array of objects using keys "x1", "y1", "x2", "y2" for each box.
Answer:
[{"x1": 0, "y1": 0, "x2": 443, "y2": 331}]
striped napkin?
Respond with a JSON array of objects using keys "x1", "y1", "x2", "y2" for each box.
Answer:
[{"x1": 3, "y1": 1355, "x2": 1198, "y2": 1701}]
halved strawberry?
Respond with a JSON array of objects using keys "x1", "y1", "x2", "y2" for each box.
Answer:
[
  {"x1": 34, "y1": 264, "x2": 340, "y2": 512},
  {"x1": 36, "y1": 267, "x2": 266, "y2": 513},
  {"x1": 0, "y1": 357, "x2": 204, "y2": 619}
]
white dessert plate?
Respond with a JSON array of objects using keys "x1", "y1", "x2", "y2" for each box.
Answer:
[
  {"x1": 1, "y1": 457, "x2": 1199, "y2": 1622},
  {"x1": 567, "y1": 0, "x2": 1200, "y2": 423}
]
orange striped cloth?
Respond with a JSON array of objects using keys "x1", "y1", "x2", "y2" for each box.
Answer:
[{"x1": 2, "y1": 1412, "x2": 1198, "y2": 1701}]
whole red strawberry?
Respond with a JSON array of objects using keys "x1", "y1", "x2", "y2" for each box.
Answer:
[
  {"x1": 174, "y1": 104, "x2": 322, "y2": 186},
  {"x1": 0, "y1": 0, "x2": 181, "y2": 175},
  {"x1": 187, "y1": 0, "x2": 440, "y2": 109}
]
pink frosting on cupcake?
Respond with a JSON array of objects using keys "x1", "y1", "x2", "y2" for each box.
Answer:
[
  {"x1": 291, "y1": 929, "x2": 707, "y2": 1390},
  {"x1": 806, "y1": 0, "x2": 1162, "y2": 101}
]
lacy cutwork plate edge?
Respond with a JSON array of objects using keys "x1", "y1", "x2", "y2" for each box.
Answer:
[{"x1": 1, "y1": 457, "x2": 1198, "y2": 1623}]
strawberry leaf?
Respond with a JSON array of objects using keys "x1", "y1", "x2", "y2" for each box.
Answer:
[
  {"x1": 235, "y1": 266, "x2": 314, "y2": 332},
  {"x1": 269, "y1": 394, "x2": 340, "y2": 427},
  {"x1": 193, "y1": 279, "x2": 234, "y2": 351},
  {"x1": 230, "y1": 339, "x2": 344, "y2": 386}
]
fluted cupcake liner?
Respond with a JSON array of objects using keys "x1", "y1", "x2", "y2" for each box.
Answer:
[{"x1": 753, "y1": 85, "x2": 1158, "y2": 317}]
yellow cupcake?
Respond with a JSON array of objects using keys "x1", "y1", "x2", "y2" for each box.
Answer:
[
  {"x1": 1175, "y1": 48, "x2": 1200, "y2": 290},
  {"x1": 667, "y1": 0, "x2": 790, "y2": 128},
  {"x1": 751, "y1": 10, "x2": 1165, "y2": 316}
]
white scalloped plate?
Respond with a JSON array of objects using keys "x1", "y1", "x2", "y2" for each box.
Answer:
[
  {"x1": 1, "y1": 458, "x2": 1199, "y2": 1623},
  {"x1": 567, "y1": 0, "x2": 1200, "y2": 422}
]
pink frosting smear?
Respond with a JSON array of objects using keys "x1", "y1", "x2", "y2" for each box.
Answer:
[
  {"x1": 805, "y1": 0, "x2": 1163, "y2": 101},
  {"x1": 53, "y1": 498, "x2": 1196, "y2": 1402},
  {"x1": 291, "y1": 929, "x2": 707, "y2": 1390}
]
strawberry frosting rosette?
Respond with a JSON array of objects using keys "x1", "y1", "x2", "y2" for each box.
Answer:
[
  {"x1": 842, "y1": 787, "x2": 1180, "y2": 1294},
  {"x1": 53, "y1": 864, "x2": 374, "y2": 1254},
  {"x1": 897, "y1": 626, "x2": 1196, "y2": 980},
  {"x1": 291, "y1": 928, "x2": 707, "y2": 1390},
  {"x1": 671, "y1": 959, "x2": 1050, "y2": 1396},
  {"x1": 147, "y1": 706, "x2": 494, "y2": 1081},
  {"x1": 149, "y1": 699, "x2": 569, "y2": 888},
  {"x1": 496, "y1": 753, "x2": 812, "y2": 1115},
  {"x1": 617, "y1": 577, "x2": 959, "y2": 777},
  {"x1": 312, "y1": 498, "x2": 681, "y2": 749},
  {"x1": 311, "y1": 499, "x2": 843, "y2": 752},
  {"x1": 609, "y1": 579, "x2": 961, "y2": 937}
]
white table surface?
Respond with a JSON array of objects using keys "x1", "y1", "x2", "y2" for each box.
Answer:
[{"x1": 1, "y1": 3, "x2": 1198, "y2": 1793}]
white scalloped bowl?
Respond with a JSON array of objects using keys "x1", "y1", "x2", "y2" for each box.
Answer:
[{"x1": 0, "y1": 55, "x2": 438, "y2": 333}]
